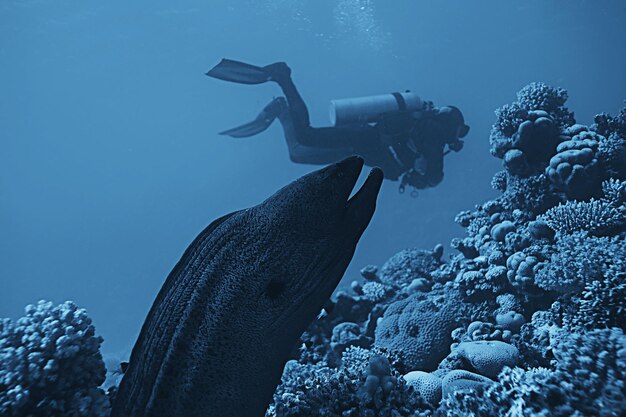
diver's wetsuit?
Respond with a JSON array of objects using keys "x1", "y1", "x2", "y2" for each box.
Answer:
[
  {"x1": 274, "y1": 74, "x2": 451, "y2": 187},
  {"x1": 207, "y1": 58, "x2": 468, "y2": 189}
]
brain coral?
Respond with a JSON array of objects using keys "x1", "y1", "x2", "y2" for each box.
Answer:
[
  {"x1": 440, "y1": 370, "x2": 493, "y2": 400},
  {"x1": 454, "y1": 340, "x2": 519, "y2": 378},
  {"x1": 374, "y1": 291, "x2": 468, "y2": 372},
  {"x1": 0, "y1": 300, "x2": 109, "y2": 417},
  {"x1": 403, "y1": 371, "x2": 442, "y2": 406}
]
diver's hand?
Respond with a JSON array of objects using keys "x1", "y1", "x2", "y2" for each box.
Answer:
[
  {"x1": 448, "y1": 139, "x2": 464, "y2": 152},
  {"x1": 400, "y1": 169, "x2": 428, "y2": 192}
]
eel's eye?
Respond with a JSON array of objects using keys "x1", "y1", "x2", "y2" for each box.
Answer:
[{"x1": 265, "y1": 279, "x2": 287, "y2": 299}]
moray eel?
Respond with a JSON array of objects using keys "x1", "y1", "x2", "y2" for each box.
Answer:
[{"x1": 111, "y1": 156, "x2": 383, "y2": 417}]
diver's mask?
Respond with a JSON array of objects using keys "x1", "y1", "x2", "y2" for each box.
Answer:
[
  {"x1": 439, "y1": 105, "x2": 469, "y2": 140},
  {"x1": 457, "y1": 123, "x2": 470, "y2": 139}
]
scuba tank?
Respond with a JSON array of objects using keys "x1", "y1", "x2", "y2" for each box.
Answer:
[{"x1": 329, "y1": 91, "x2": 423, "y2": 126}]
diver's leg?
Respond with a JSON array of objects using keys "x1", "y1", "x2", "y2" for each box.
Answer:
[
  {"x1": 265, "y1": 64, "x2": 312, "y2": 132},
  {"x1": 277, "y1": 108, "x2": 350, "y2": 164},
  {"x1": 218, "y1": 97, "x2": 288, "y2": 138},
  {"x1": 266, "y1": 62, "x2": 382, "y2": 147},
  {"x1": 276, "y1": 108, "x2": 401, "y2": 176},
  {"x1": 266, "y1": 63, "x2": 402, "y2": 176}
]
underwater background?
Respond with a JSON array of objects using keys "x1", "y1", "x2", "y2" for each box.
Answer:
[{"x1": 2, "y1": 0, "x2": 626, "y2": 416}]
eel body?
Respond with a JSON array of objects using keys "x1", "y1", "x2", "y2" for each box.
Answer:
[{"x1": 111, "y1": 156, "x2": 383, "y2": 417}]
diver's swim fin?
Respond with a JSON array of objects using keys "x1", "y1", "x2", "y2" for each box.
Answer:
[
  {"x1": 219, "y1": 97, "x2": 287, "y2": 138},
  {"x1": 207, "y1": 59, "x2": 291, "y2": 85},
  {"x1": 219, "y1": 118, "x2": 274, "y2": 138},
  {"x1": 206, "y1": 59, "x2": 272, "y2": 85}
]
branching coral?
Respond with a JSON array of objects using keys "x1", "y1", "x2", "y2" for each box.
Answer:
[
  {"x1": 360, "y1": 281, "x2": 390, "y2": 303},
  {"x1": 267, "y1": 348, "x2": 426, "y2": 417},
  {"x1": 515, "y1": 309, "x2": 561, "y2": 368},
  {"x1": 566, "y1": 264, "x2": 626, "y2": 331},
  {"x1": 379, "y1": 247, "x2": 443, "y2": 287},
  {"x1": 491, "y1": 173, "x2": 562, "y2": 219},
  {"x1": 491, "y1": 170, "x2": 508, "y2": 192},
  {"x1": 539, "y1": 198, "x2": 625, "y2": 235},
  {"x1": 491, "y1": 104, "x2": 526, "y2": 156},
  {"x1": 515, "y1": 82, "x2": 574, "y2": 128},
  {"x1": 602, "y1": 178, "x2": 626, "y2": 206},
  {"x1": 0, "y1": 301, "x2": 110, "y2": 417},
  {"x1": 454, "y1": 266, "x2": 509, "y2": 301},
  {"x1": 594, "y1": 105, "x2": 626, "y2": 139},
  {"x1": 598, "y1": 133, "x2": 626, "y2": 178},
  {"x1": 533, "y1": 232, "x2": 626, "y2": 293}
]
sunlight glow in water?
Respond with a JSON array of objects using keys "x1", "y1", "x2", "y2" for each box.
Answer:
[{"x1": 333, "y1": 0, "x2": 390, "y2": 50}]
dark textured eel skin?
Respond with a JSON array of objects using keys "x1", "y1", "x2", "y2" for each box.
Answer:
[{"x1": 111, "y1": 156, "x2": 383, "y2": 417}]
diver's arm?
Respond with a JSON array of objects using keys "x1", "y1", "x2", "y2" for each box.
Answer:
[
  {"x1": 417, "y1": 119, "x2": 446, "y2": 187},
  {"x1": 403, "y1": 119, "x2": 446, "y2": 189},
  {"x1": 423, "y1": 143, "x2": 445, "y2": 187}
]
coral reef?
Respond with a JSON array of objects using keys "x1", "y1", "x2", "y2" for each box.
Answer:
[
  {"x1": 3, "y1": 84, "x2": 625, "y2": 416},
  {"x1": 439, "y1": 328, "x2": 626, "y2": 417},
  {"x1": 539, "y1": 198, "x2": 625, "y2": 236},
  {"x1": 0, "y1": 301, "x2": 110, "y2": 417},
  {"x1": 268, "y1": 84, "x2": 625, "y2": 416},
  {"x1": 440, "y1": 370, "x2": 493, "y2": 400},
  {"x1": 374, "y1": 289, "x2": 476, "y2": 373},
  {"x1": 378, "y1": 246, "x2": 443, "y2": 287},
  {"x1": 266, "y1": 348, "x2": 427, "y2": 417},
  {"x1": 404, "y1": 371, "x2": 442, "y2": 407},
  {"x1": 490, "y1": 83, "x2": 573, "y2": 164},
  {"x1": 451, "y1": 340, "x2": 519, "y2": 378}
]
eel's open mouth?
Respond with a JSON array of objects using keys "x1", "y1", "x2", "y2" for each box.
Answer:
[
  {"x1": 347, "y1": 166, "x2": 384, "y2": 209},
  {"x1": 332, "y1": 156, "x2": 384, "y2": 228}
]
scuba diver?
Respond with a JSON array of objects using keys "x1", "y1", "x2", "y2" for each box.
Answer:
[{"x1": 206, "y1": 59, "x2": 470, "y2": 194}]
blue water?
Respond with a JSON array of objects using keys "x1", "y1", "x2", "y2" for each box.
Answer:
[{"x1": 1, "y1": 0, "x2": 625, "y2": 363}]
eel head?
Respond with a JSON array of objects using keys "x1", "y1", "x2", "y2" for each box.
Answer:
[{"x1": 240, "y1": 156, "x2": 383, "y2": 342}]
